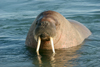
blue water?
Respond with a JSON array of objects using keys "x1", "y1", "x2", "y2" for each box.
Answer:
[{"x1": 0, "y1": 0, "x2": 100, "y2": 67}]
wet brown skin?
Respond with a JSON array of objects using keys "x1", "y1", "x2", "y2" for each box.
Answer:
[{"x1": 25, "y1": 10, "x2": 91, "y2": 49}]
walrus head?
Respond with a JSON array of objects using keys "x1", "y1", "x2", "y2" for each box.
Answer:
[
  {"x1": 35, "y1": 20, "x2": 56, "y2": 41},
  {"x1": 34, "y1": 16, "x2": 57, "y2": 41},
  {"x1": 33, "y1": 13, "x2": 59, "y2": 55}
]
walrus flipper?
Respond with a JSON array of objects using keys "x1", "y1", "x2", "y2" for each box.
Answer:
[{"x1": 68, "y1": 19, "x2": 91, "y2": 39}]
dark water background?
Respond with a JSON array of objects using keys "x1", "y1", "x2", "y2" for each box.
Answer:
[{"x1": 0, "y1": 0, "x2": 100, "y2": 67}]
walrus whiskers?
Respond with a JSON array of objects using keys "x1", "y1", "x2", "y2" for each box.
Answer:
[
  {"x1": 50, "y1": 37, "x2": 55, "y2": 53},
  {"x1": 36, "y1": 37, "x2": 41, "y2": 55}
]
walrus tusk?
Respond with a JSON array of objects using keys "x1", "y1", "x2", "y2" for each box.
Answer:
[
  {"x1": 36, "y1": 37, "x2": 41, "y2": 55},
  {"x1": 50, "y1": 37, "x2": 55, "y2": 54}
]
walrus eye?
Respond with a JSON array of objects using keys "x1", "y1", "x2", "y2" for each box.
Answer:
[{"x1": 36, "y1": 21, "x2": 38, "y2": 25}]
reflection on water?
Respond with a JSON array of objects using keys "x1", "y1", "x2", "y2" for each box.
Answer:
[{"x1": 27, "y1": 44, "x2": 82, "y2": 67}]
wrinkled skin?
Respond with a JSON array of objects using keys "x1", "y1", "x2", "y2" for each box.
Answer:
[{"x1": 25, "y1": 10, "x2": 91, "y2": 49}]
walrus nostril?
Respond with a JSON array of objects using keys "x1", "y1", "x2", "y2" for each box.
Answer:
[{"x1": 40, "y1": 21, "x2": 50, "y2": 27}]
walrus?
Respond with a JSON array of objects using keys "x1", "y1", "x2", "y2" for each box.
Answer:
[{"x1": 25, "y1": 10, "x2": 91, "y2": 55}]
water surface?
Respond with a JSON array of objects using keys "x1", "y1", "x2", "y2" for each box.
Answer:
[{"x1": 0, "y1": 0, "x2": 100, "y2": 67}]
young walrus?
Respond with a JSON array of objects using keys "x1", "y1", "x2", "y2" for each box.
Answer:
[{"x1": 25, "y1": 10, "x2": 91, "y2": 55}]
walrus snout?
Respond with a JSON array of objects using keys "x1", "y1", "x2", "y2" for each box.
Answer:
[
  {"x1": 34, "y1": 21, "x2": 56, "y2": 41},
  {"x1": 40, "y1": 33, "x2": 50, "y2": 40}
]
